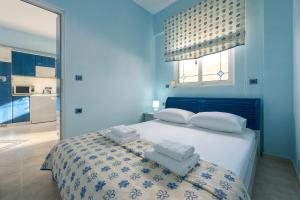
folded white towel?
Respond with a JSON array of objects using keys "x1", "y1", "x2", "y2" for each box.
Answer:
[
  {"x1": 110, "y1": 125, "x2": 137, "y2": 137},
  {"x1": 144, "y1": 148, "x2": 200, "y2": 176},
  {"x1": 153, "y1": 140, "x2": 195, "y2": 162},
  {"x1": 106, "y1": 132, "x2": 140, "y2": 145}
]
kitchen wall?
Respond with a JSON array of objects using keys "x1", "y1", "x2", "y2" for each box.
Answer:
[
  {"x1": 293, "y1": 0, "x2": 300, "y2": 179},
  {"x1": 153, "y1": 0, "x2": 295, "y2": 161},
  {"x1": 0, "y1": 26, "x2": 56, "y2": 54},
  {"x1": 12, "y1": 76, "x2": 56, "y2": 94},
  {"x1": 40, "y1": 0, "x2": 155, "y2": 138}
]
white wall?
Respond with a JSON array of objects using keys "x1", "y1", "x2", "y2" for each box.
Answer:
[{"x1": 0, "y1": 26, "x2": 56, "y2": 54}]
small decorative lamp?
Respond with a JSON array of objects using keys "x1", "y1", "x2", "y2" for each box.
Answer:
[
  {"x1": 152, "y1": 100, "x2": 160, "y2": 112},
  {"x1": 170, "y1": 80, "x2": 176, "y2": 88}
]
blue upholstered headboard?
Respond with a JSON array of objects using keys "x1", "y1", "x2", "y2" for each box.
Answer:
[{"x1": 165, "y1": 97, "x2": 261, "y2": 130}]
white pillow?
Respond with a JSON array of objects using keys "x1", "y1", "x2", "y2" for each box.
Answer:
[
  {"x1": 154, "y1": 108, "x2": 195, "y2": 124},
  {"x1": 189, "y1": 112, "x2": 247, "y2": 133}
]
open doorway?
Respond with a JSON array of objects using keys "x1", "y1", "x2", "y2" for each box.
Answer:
[
  {"x1": 0, "y1": 0, "x2": 63, "y2": 198},
  {"x1": 0, "y1": 0, "x2": 62, "y2": 157}
]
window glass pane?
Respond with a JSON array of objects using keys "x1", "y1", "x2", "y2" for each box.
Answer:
[
  {"x1": 221, "y1": 73, "x2": 229, "y2": 81},
  {"x1": 201, "y1": 50, "x2": 229, "y2": 82},
  {"x1": 202, "y1": 52, "x2": 221, "y2": 68},
  {"x1": 183, "y1": 76, "x2": 198, "y2": 83},
  {"x1": 202, "y1": 52, "x2": 221, "y2": 76},
  {"x1": 202, "y1": 64, "x2": 220, "y2": 75},
  {"x1": 202, "y1": 75, "x2": 221, "y2": 82},
  {"x1": 178, "y1": 59, "x2": 199, "y2": 83},
  {"x1": 176, "y1": 49, "x2": 231, "y2": 85},
  {"x1": 221, "y1": 50, "x2": 229, "y2": 73}
]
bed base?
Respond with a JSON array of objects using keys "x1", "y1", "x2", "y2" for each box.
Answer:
[{"x1": 247, "y1": 130, "x2": 260, "y2": 196}]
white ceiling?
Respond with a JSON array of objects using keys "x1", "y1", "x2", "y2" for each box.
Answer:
[
  {"x1": 133, "y1": 0, "x2": 177, "y2": 14},
  {"x1": 0, "y1": 0, "x2": 57, "y2": 39}
]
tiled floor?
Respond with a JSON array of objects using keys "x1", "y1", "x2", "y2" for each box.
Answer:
[
  {"x1": 0, "y1": 122, "x2": 61, "y2": 200},
  {"x1": 0, "y1": 123, "x2": 299, "y2": 200},
  {"x1": 252, "y1": 155, "x2": 300, "y2": 200}
]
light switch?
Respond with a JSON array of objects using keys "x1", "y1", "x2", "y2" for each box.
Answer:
[
  {"x1": 75, "y1": 75, "x2": 83, "y2": 81},
  {"x1": 75, "y1": 108, "x2": 82, "y2": 114},
  {"x1": 249, "y1": 79, "x2": 258, "y2": 85}
]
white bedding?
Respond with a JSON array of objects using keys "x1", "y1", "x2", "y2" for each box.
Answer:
[{"x1": 129, "y1": 119, "x2": 257, "y2": 185}]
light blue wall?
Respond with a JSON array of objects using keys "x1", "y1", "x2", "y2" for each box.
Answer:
[
  {"x1": 0, "y1": 26, "x2": 56, "y2": 54},
  {"x1": 42, "y1": 0, "x2": 155, "y2": 138},
  {"x1": 263, "y1": 0, "x2": 294, "y2": 160},
  {"x1": 154, "y1": 0, "x2": 264, "y2": 100},
  {"x1": 38, "y1": 0, "x2": 296, "y2": 162},
  {"x1": 153, "y1": 0, "x2": 295, "y2": 160},
  {"x1": 293, "y1": 0, "x2": 300, "y2": 179}
]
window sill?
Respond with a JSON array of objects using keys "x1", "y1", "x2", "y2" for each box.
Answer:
[{"x1": 175, "y1": 82, "x2": 234, "y2": 88}]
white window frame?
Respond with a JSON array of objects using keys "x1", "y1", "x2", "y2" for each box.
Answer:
[{"x1": 173, "y1": 49, "x2": 235, "y2": 87}]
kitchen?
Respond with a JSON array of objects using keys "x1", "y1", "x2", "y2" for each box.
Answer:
[{"x1": 0, "y1": 46, "x2": 58, "y2": 126}]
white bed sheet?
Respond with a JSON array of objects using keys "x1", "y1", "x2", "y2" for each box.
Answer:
[{"x1": 129, "y1": 119, "x2": 256, "y2": 185}]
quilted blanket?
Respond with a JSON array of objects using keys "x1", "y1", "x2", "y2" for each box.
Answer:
[{"x1": 41, "y1": 130, "x2": 250, "y2": 200}]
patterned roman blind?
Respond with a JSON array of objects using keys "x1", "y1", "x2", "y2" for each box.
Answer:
[{"x1": 164, "y1": 0, "x2": 245, "y2": 62}]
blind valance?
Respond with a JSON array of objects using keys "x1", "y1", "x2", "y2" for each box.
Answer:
[{"x1": 164, "y1": 0, "x2": 245, "y2": 62}]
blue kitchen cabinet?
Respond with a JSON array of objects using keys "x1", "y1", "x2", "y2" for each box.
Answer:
[
  {"x1": 0, "y1": 62, "x2": 12, "y2": 124},
  {"x1": 35, "y1": 55, "x2": 55, "y2": 68},
  {"x1": 12, "y1": 96, "x2": 30, "y2": 123},
  {"x1": 12, "y1": 51, "x2": 36, "y2": 76}
]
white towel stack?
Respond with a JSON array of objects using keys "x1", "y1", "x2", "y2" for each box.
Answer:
[
  {"x1": 106, "y1": 125, "x2": 140, "y2": 144},
  {"x1": 144, "y1": 140, "x2": 200, "y2": 176}
]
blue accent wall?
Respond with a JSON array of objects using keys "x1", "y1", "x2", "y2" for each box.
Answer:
[
  {"x1": 43, "y1": 0, "x2": 155, "y2": 138},
  {"x1": 153, "y1": 0, "x2": 295, "y2": 161},
  {"x1": 293, "y1": 0, "x2": 300, "y2": 179}
]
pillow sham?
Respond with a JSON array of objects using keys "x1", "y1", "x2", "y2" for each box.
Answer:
[
  {"x1": 189, "y1": 112, "x2": 247, "y2": 133},
  {"x1": 154, "y1": 108, "x2": 195, "y2": 124}
]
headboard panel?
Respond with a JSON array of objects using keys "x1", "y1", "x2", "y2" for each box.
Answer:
[{"x1": 165, "y1": 97, "x2": 261, "y2": 130}]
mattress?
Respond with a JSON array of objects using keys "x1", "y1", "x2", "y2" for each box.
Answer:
[{"x1": 129, "y1": 119, "x2": 257, "y2": 186}]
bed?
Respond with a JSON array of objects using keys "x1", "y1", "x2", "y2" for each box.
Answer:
[
  {"x1": 42, "y1": 97, "x2": 261, "y2": 200},
  {"x1": 147, "y1": 97, "x2": 262, "y2": 193}
]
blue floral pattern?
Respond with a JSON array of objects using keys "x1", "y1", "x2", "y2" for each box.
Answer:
[
  {"x1": 41, "y1": 130, "x2": 249, "y2": 200},
  {"x1": 130, "y1": 188, "x2": 142, "y2": 199}
]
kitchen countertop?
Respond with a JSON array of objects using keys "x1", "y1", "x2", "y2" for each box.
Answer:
[
  {"x1": 12, "y1": 94, "x2": 57, "y2": 97},
  {"x1": 31, "y1": 94, "x2": 57, "y2": 97}
]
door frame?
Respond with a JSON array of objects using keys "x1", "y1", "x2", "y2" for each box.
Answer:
[{"x1": 21, "y1": 0, "x2": 65, "y2": 139}]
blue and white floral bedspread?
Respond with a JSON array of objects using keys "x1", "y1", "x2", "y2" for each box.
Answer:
[{"x1": 41, "y1": 130, "x2": 250, "y2": 200}]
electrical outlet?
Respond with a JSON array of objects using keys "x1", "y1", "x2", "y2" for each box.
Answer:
[{"x1": 75, "y1": 108, "x2": 82, "y2": 114}]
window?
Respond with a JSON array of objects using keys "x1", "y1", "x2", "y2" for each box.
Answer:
[{"x1": 175, "y1": 49, "x2": 234, "y2": 86}]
